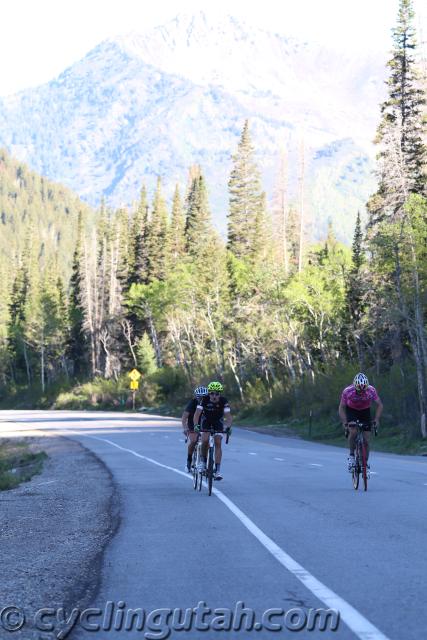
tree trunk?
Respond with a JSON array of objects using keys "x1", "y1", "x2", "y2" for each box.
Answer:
[
  {"x1": 40, "y1": 342, "x2": 45, "y2": 393},
  {"x1": 146, "y1": 305, "x2": 162, "y2": 367},
  {"x1": 228, "y1": 350, "x2": 244, "y2": 401}
]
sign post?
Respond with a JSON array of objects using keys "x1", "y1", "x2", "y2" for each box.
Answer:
[{"x1": 128, "y1": 369, "x2": 141, "y2": 411}]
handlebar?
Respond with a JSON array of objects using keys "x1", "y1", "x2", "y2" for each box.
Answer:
[
  {"x1": 345, "y1": 420, "x2": 378, "y2": 436},
  {"x1": 194, "y1": 425, "x2": 231, "y2": 442}
]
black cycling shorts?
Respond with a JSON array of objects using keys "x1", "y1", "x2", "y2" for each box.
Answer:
[
  {"x1": 201, "y1": 421, "x2": 224, "y2": 433},
  {"x1": 345, "y1": 406, "x2": 372, "y2": 430}
]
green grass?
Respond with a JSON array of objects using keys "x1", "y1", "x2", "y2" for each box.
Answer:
[
  {"x1": 0, "y1": 440, "x2": 48, "y2": 490},
  {"x1": 238, "y1": 414, "x2": 427, "y2": 456}
]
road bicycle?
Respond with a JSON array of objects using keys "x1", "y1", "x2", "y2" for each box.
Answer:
[
  {"x1": 345, "y1": 420, "x2": 377, "y2": 491},
  {"x1": 191, "y1": 432, "x2": 203, "y2": 492},
  {"x1": 192, "y1": 426, "x2": 230, "y2": 496}
]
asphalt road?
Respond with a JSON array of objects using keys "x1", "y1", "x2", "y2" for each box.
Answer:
[{"x1": 2, "y1": 410, "x2": 427, "y2": 640}]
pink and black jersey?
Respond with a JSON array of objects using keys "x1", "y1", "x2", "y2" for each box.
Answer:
[{"x1": 341, "y1": 385, "x2": 380, "y2": 410}]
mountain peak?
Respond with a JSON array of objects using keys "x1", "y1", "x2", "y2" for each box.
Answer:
[
  {"x1": 110, "y1": 12, "x2": 313, "y2": 94},
  {"x1": 0, "y1": 11, "x2": 387, "y2": 242}
]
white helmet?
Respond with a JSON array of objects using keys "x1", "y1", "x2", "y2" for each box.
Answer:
[
  {"x1": 194, "y1": 386, "x2": 208, "y2": 398},
  {"x1": 353, "y1": 373, "x2": 369, "y2": 391}
]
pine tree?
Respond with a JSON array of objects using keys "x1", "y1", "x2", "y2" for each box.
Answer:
[
  {"x1": 227, "y1": 120, "x2": 264, "y2": 258},
  {"x1": 115, "y1": 207, "x2": 132, "y2": 286},
  {"x1": 365, "y1": 0, "x2": 427, "y2": 437},
  {"x1": 144, "y1": 177, "x2": 170, "y2": 282},
  {"x1": 7, "y1": 220, "x2": 38, "y2": 384},
  {"x1": 136, "y1": 332, "x2": 158, "y2": 375},
  {"x1": 170, "y1": 185, "x2": 185, "y2": 263},
  {"x1": 7, "y1": 262, "x2": 30, "y2": 382},
  {"x1": 368, "y1": 0, "x2": 426, "y2": 224},
  {"x1": 271, "y1": 150, "x2": 290, "y2": 272},
  {"x1": 185, "y1": 172, "x2": 212, "y2": 258},
  {"x1": 250, "y1": 191, "x2": 269, "y2": 264},
  {"x1": 345, "y1": 212, "x2": 366, "y2": 364},
  {"x1": 128, "y1": 185, "x2": 148, "y2": 285},
  {"x1": 67, "y1": 212, "x2": 87, "y2": 377}
]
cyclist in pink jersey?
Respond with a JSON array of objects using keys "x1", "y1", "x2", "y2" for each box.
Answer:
[{"x1": 338, "y1": 373, "x2": 383, "y2": 471}]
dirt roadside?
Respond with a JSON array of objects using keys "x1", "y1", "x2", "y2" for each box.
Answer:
[{"x1": 0, "y1": 436, "x2": 119, "y2": 640}]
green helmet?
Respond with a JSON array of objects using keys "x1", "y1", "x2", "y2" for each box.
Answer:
[{"x1": 208, "y1": 381, "x2": 223, "y2": 393}]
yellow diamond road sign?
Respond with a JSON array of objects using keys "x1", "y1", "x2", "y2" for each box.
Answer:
[{"x1": 128, "y1": 369, "x2": 141, "y2": 381}]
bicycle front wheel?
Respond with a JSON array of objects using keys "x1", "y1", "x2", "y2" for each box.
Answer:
[
  {"x1": 361, "y1": 443, "x2": 368, "y2": 491},
  {"x1": 192, "y1": 451, "x2": 198, "y2": 490},
  {"x1": 352, "y1": 456, "x2": 360, "y2": 490}
]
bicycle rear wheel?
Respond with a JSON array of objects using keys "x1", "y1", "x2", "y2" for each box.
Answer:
[{"x1": 207, "y1": 448, "x2": 214, "y2": 496}]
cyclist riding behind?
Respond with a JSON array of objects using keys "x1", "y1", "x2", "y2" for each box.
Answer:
[
  {"x1": 182, "y1": 386, "x2": 208, "y2": 473},
  {"x1": 338, "y1": 372, "x2": 383, "y2": 471},
  {"x1": 193, "y1": 381, "x2": 232, "y2": 481}
]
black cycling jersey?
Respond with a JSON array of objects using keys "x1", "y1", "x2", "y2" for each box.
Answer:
[
  {"x1": 184, "y1": 398, "x2": 198, "y2": 429},
  {"x1": 198, "y1": 395, "x2": 230, "y2": 430}
]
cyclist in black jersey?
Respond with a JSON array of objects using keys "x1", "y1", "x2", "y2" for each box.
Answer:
[
  {"x1": 193, "y1": 381, "x2": 232, "y2": 481},
  {"x1": 181, "y1": 386, "x2": 208, "y2": 472}
]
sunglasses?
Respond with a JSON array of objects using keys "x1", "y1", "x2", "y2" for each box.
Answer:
[{"x1": 209, "y1": 391, "x2": 220, "y2": 396}]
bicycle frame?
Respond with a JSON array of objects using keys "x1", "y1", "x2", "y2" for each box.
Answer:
[
  {"x1": 347, "y1": 420, "x2": 371, "y2": 491},
  {"x1": 192, "y1": 427, "x2": 230, "y2": 496}
]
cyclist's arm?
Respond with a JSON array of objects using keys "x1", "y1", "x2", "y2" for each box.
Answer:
[
  {"x1": 373, "y1": 398, "x2": 383, "y2": 424},
  {"x1": 338, "y1": 400, "x2": 347, "y2": 426},
  {"x1": 193, "y1": 406, "x2": 202, "y2": 427},
  {"x1": 224, "y1": 407, "x2": 232, "y2": 429},
  {"x1": 181, "y1": 411, "x2": 190, "y2": 433}
]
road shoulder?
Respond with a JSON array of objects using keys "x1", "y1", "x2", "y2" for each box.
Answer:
[{"x1": 0, "y1": 436, "x2": 119, "y2": 639}]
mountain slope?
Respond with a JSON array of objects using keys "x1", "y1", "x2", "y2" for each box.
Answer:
[
  {"x1": 0, "y1": 148, "x2": 92, "y2": 269},
  {"x1": 0, "y1": 13, "x2": 387, "y2": 240}
]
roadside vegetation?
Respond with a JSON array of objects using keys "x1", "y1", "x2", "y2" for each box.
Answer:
[{"x1": 0, "y1": 439, "x2": 47, "y2": 491}]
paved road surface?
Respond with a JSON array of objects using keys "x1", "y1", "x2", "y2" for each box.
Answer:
[{"x1": 1, "y1": 410, "x2": 427, "y2": 640}]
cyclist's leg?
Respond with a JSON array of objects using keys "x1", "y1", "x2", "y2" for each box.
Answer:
[
  {"x1": 347, "y1": 408, "x2": 371, "y2": 454},
  {"x1": 200, "y1": 429, "x2": 210, "y2": 465},
  {"x1": 345, "y1": 408, "x2": 357, "y2": 455},
  {"x1": 357, "y1": 409, "x2": 372, "y2": 463},
  {"x1": 214, "y1": 433, "x2": 223, "y2": 465},
  {"x1": 186, "y1": 430, "x2": 198, "y2": 470},
  {"x1": 188, "y1": 431, "x2": 198, "y2": 456},
  {"x1": 212, "y1": 422, "x2": 226, "y2": 478},
  {"x1": 348, "y1": 427, "x2": 357, "y2": 455}
]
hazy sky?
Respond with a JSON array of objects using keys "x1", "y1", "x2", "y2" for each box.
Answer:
[{"x1": 1, "y1": 0, "x2": 426, "y2": 96}]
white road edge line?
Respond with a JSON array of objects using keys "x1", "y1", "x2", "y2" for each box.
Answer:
[
  {"x1": 274, "y1": 457, "x2": 284, "y2": 461},
  {"x1": 309, "y1": 463, "x2": 323, "y2": 467},
  {"x1": 248, "y1": 452, "x2": 257, "y2": 456},
  {"x1": 88, "y1": 435, "x2": 391, "y2": 640}
]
